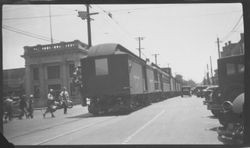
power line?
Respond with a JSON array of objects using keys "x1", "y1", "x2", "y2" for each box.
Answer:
[
  {"x1": 3, "y1": 13, "x2": 75, "y2": 21},
  {"x1": 92, "y1": 5, "x2": 134, "y2": 39},
  {"x1": 221, "y1": 14, "x2": 243, "y2": 42},
  {"x1": 90, "y1": 5, "x2": 151, "y2": 60},
  {"x1": 3, "y1": 25, "x2": 60, "y2": 42},
  {"x1": 3, "y1": 26, "x2": 50, "y2": 42},
  {"x1": 91, "y1": 5, "x2": 138, "y2": 53}
]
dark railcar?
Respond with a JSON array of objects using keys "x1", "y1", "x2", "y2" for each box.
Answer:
[
  {"x1": 80, "y1": 43, "x2": 181, "y2": 114},
  {"x1": 81, "y1": 44, "x2": 149, "y2": 114}
]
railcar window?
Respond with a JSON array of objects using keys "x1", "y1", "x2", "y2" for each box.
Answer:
[
  {"x1": 238, "y1": 64, "x2": 244, "y2": 73},
  {"x1": 95, "y1": 58, "x2": 109, "y2": 76},
  {"x1": 226, "y1": 63, "x2": 236, "y2": 75}
]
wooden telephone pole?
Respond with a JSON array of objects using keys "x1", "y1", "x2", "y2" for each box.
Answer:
[
  {"x1": 77, "y1": 4, "x2": 98, "y2": 48},
  {"x1": 136, "y1": 37, "x2": 144, "y2": 58},
  {"x1": 152, "y1": 53, "x2": 159, "y2": 65}
]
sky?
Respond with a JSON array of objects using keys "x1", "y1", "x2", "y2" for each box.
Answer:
[{"x1": 2, "y1": 3, "x2": 244, "y2": 83}]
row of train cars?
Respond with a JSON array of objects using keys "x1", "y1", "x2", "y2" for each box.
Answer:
[{"x1": 79, "y1": 43, "x2": 183, "y2": 115}]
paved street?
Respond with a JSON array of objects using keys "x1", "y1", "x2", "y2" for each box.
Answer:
[{"x1": 3, "y1": 95, "x2": 223, "y2": 145}]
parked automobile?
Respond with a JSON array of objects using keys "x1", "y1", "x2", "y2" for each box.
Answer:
[
  {"x1": 203, "y1": 85, "x2": 219, "y2": 105},
  {"x1": 217, "y1": 93, "x2": 244, "y2": 144},
  {"x1": 207, "y1": 55, "x2": 244, "y2": 118},
  {"x1": 194, "y1": 86, "x2": 207, "y2": 97}
]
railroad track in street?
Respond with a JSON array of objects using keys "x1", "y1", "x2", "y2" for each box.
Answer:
[
  {"x1": 33, "y1": 116, "x2": 117, "y2": 145},
  {"x1": 8, "y1": 115, "x2": 89, "y2": 139},
  {"x1": 8, "y1": 112, "x2": 128, "y2": 145}
]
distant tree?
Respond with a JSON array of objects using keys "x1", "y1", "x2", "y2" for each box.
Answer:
[
  {"x1": 186, "y1": 79, "x2": 197, "y2": 87},
  {"x1": 182, "y1": 79, "x2": 197, "y2": 87}
]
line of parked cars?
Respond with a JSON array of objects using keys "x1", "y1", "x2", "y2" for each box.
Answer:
[{"x1": 195, "y1": 55, "x2": 244, "y2": 144}]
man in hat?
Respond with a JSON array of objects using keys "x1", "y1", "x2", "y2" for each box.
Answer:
[
  {"x1": 60, "y1": 87, "x2": 70, "y2": 114},
  {"x1": 3, "y1": 96, "x2": 13, "y2": 122},
  {"x1": 19, "y1": 94, "x2": 28, "y2": 119},
  {"x1": 27, "y1": 94, "x2": 34, "y2": 119},
  {"x1": 43, "y1": 89, "x2": 55, "y2": 118}
]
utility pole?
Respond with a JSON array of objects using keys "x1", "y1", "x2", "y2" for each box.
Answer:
[
  {"x1": 210, "y1": 56, "x2": 214, "y2": 85},
  {"x1": 216, "y1": 37, "x2": 222, "y2": 59},
  {"x1": 203, "y1": 69, "x2": 207, "y2": 85},
  {"x1": 135, "y1": 37, "x2": 144, "y2": 58},
  {"x1": 152, "y1": 53, "x2": 159, "y2": 65},
  {"x1": 49, "y1": 5, "x2": 53, "y2": 44},
  {"x1": 207, "y1": 64, "x2": 210, "y2": 85},
  {"x1": 77, "y1": 5, "x2": 98, "y2": 48},
  {"x1": 86, "y1": 4, "x2": 92, "y2": 47}
]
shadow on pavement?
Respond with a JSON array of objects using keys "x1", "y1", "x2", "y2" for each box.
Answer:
[
  {"x1": 66, "y1": 112, "x2": 129, "y2": 119},
  {"x1": 209, "y1": 126, "x2": 219, "y2": 131},
  {"x1": 207, "y1": 115, "x2": 218, "y2": 119}
]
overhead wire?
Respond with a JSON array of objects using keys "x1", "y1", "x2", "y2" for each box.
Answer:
[
  {"x1": 3, "y1": 13, "x2": 76, "y2": 21},
  {"x1": 3, "y1": 25, "x2": 61, "y2": 43},
  {"x1": 91, "y1": 5, "x2": 137, "y2": 48},
  {"x1": 221, "y1": 14, "x2": 243, "y2": 42},
  {"x1": 91, "y1": 5, "x2": 152, "y2": 59},
  {"x1": 93, "y1": 5, "x2": 134, "y2": 39}
]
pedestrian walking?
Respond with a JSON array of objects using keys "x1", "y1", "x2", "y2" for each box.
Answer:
[
  {"x1": 19, "y1": 95, "x2": 28, "y2": 119},
  {"x1": 27, "y1": 94, "x2": 34, "y2": 119},
  {"x1": 3, "y1": 96, "x2": 13, "y2": 122},
  {"x1": 43, "y1": 89, "x2": 56, "y2": 118},
  {"x1": 60, "y1": 87, "x2": 69, "y2": 114}
]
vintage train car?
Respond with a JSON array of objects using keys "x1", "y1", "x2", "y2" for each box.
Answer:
[{"x1": 80, "y1": 43, "x2": 181, "y2": 114}]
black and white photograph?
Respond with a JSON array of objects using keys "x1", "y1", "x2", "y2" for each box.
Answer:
[{"x1": 2, "y1": 1, "x2": 246, "y2": 146}]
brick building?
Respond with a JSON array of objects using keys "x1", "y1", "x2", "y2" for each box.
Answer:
[
  {"x1": 221, "y1": 33, "x2": 244, "y2": 58},
  {"x1": 3, "y1": 68, "x2": 25, "y2": 97}
]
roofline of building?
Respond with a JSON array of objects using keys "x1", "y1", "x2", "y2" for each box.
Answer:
[{"x1": 3, "y1": 67, "x2": 25, "y2": 71}]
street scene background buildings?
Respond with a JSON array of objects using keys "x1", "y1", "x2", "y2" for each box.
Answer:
[
  {"x1": 3, "y1": 4, "x2": 244, "y2": 108},
  {"x1": 2, "y1": 3, "x2": 246, "y2": 145}
]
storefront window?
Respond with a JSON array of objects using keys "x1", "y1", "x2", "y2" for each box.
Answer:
[
  {"x1": 47, "y1": 65, "x2": 60, "y2": 79},
  {"x1": 33, "y1": 67, "x2": 39, "y2": 80}
]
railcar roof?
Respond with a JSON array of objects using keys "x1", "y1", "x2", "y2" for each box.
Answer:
[{"x1": 88, "y1": 43, "x2": 132, "y2": 57}]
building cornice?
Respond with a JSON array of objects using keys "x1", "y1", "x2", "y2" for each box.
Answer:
[{"x1": 22, "y1": 40, "x2": 88, "y2": 58}]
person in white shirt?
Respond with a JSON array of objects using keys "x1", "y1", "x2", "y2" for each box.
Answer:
[
  {"x1": 60, "y1": 87, "x2": 69, "y2": 114},
  {"x1": 43, "y1": 89, "x2": 55, "y2": 118}
]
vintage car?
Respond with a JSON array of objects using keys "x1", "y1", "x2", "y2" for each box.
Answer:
[
  {"x1": 207, "y1": 55, "x2": 244, "y2": 118},
  {"x1": 181, "y1": 86, "x2": 191, "y2": 97},
  {"x1": 203, "y1": 85, "x2": 219, "y2": 105},
  {"x1": 194, "y1": 86, "x2": 207, "y2": 98}
]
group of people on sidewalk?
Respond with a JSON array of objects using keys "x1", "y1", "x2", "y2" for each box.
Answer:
[
  {"x1": 3, "y1": 87, "x2": 71, "y2": 122},
  {"x1": 43, "y1": 87, "x2": 70, "y2": 118},
  {"x1": 3, "y1": 94, "x2": 34, "y2": 122}
]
